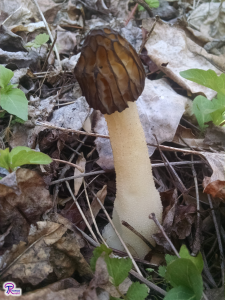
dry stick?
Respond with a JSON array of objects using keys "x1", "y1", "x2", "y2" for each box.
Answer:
[
  {"x1": 125, "y1": 3, "x2": 138, "y2": 26},
  {"x1": 52, "y1": 158, "x2": 84, "y2": 173},
  {"x1": 121, "y1": 220, "x2": 154, "y2": 250},
  {"x1": 52, "y1": 136, "x2": 88, "y2": 212},
  {"x1": 49, "y1": 161, "x2": 203, "y2": 186},
  {"x1": 207, "y1": 194, "x2": 225, "y2": 286},
  {"x1": 139, "y1": 16, "x2": 159, "y2": 54},
  {"x1": 36, "y1": 121, "x2": 110, "y2": 139},
  {"x1": 66, "y1": 181, "x2": 99, "y2": 244},
  {"x1": 83, "y1": 181, "x2": 108, "y2": 246},
  {"x1": 149, "y1": 213, "x2": 180, "y2": 257},
  {"x1": 129, "y1": 269, "x2": 167, "y2": 297},
  {"x1": 90, "y1": 189, "x2": 143, "y2": 277},
  {"x1": 41, "y1": 30, "x2": 58, "y2": 71},
  {"x1": 190, "y1": 154, "x2": 201, "y2": 256},
  {"x1": 0, "y1": 224, "x2": 63, "y2": 278},
  {"x1": 32, "y1": 0, "x2": 61, "y2": 69},
  {"x1": 202, "y1": 251, "x2": 218, "y2": 288}
]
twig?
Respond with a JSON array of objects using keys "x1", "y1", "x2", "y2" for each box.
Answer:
[
  {"x1": 149, "y1": 213, "x2": 180, "y2": 257},
  {"x1": 122, "y1": 220, "x2": 154, "y2": 250},
  {"x1": 190, "y1": 154, "x2": 202, "y2": 256},
  {"x1": 90, "y1": 189, "x2": 143, "y2": 277},
  {"x1": 202, "y1": 251, "x2": 218, "y2": 288},
  {"x1": 49, "y1": 161, "x2": 203, "y2": 186},
  {"x1": 66, "y1": 181, "x2": 99, "y2": 244},
  {"x1": 41, "y1": 30, "x2": 58, "y2": 71},
  {"x1": 139, "y1": 16, "x2": 159, "y2": 54},
  {"x1": 52, "y1": 158, "x2": 84, "y2": 172},
  {"x1": 32, "y1": 0, "x2": 61, "y2": 69},
  {"x1": 50, "y1": 170, "x2": 106, "y2": 186},
  {"x1": 129, "y1": 269, "x2": 167, "y2": 296},
  {"x1": 35, "y1": 121, "x2": 110, "y2": 139},
  {"x1": 2, "y1": 5, "x2": 22, "y2": 25},
  {"x1": 207, "y1": 194, "x2": 225, "y2": 286},
  {"x1": 83, "y1": 181, "x2": 108, "y2": 246},
  {"x1": 125, "y1": 3, "x2": 138, "y2": 26}
]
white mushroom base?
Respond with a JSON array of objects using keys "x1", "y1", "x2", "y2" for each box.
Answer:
[{"x1": 102, "y1": 101, "x2": 162, "y2": 258}]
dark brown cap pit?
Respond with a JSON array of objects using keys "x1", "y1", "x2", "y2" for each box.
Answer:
[{"x1": 74, "y1": 28, "x2": 145, "y2": 115}]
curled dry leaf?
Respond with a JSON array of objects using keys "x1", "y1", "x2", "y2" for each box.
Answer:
[
  {"x1": 0, "y1": 221, "x2": 92, "y2": 286},
  {"x1": 143, "y1": 18, "x2": 221, "y2": 99},
  {"x1": 74, "y1": 153, "x2": 86, "y2": 196},
  {"x1": 0, "y1": 168, "x2": 52, "y2": 247}
]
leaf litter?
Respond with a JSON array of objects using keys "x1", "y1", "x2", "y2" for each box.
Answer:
[{"x1": 0, "y1": 0, "x2": 224, "y2": 299}]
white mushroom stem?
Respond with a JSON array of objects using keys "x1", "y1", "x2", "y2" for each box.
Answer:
[{"x1": 102, "y1": 101, "x2": 162, "y2": 258}]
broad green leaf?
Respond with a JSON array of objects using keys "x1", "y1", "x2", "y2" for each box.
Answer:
[
  {"x1": 192, "y1": 96, "x2": 213, "y2": 128},
  {"x1": 180, "y1": 69, "x2": 225, "y2": 95},
  {"x1": 105, "y1": 256, "x2": 132, "y2": 287},
  {"x1": 0, "y1": 88, "x2": 28, "y2": 120},
  {"x1": 125, "y1": 282, "x2": 148, "y2": 300},
  {"x1": 9, "y1": 147, "x2": 52, "y2": 169},
  {"x1": 138, "y1": 0, "x2": 159, "y2": 10},
  {"x1": 158, "y1": 265, "x2": 166, "y2": 278},
  {"x1": 90, "y1": 244, "x2": 112, "y2": 271},
  {"x1": 165, "y1": 254, "x2": 178, "y2": 265},
  {"x1": 165, "y1": 258, "x2": 203, "y2": 300},
  {"x1": 34, "y1": 33, "x2": 49, "y2": 45},
  {"x1": 0, "y1": 148, "x2": 10, "y2": 170},
  {"x1": 179, "y1": 245, "x2": 204, "y2": 274},
  {"x1": 0, "y1": 65, "x2": 14, "y2": 88},
  {"x1": 164, "y1": 286, "x2": 196, "y2": 300}
]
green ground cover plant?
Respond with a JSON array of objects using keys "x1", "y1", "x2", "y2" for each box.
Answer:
[
  {"x1": 180, "y1": 69, "x2": 225, "y2": 129},
  {"x1": 0, "y1": 146, "x2": 52, "y2": 173}
]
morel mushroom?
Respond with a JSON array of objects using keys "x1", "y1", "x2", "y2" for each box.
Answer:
[{"x1": 75, "y1": 28, "x2": 162, "y2": 258}]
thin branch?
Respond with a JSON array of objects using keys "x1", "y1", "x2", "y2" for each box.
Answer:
[{"x1": 52, "y1": 158, "x2": 84, "y2": 173}]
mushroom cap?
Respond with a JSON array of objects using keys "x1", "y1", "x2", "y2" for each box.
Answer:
[{"x1": 74, "y1": 27, "x2": 145, "y2": 115}]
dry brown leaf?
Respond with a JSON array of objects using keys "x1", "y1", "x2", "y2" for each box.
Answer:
[
  {"x1": 85, "y1": 185, "x2": 107, "y2": 225},
  {"x1": 0, "y1": 168, "x2": 52, "y2": 246},
  {"x1": 143, "y1": 18, "x2": 221, "y2": 99},
  {"x1": 201, "y1": 152, "x2": 225, "y2": 201},
  {"x1": 0, "y1": 221, "x2": 92, "y2": 285},
  {"x1": 74, "y1": 153, "x2": 86, "y2": 196}
]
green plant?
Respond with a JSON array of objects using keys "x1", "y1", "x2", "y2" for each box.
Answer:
[
  {"x1": 138, "y1": 0, "x2": 159, "y2": 11},
  {"x1": 0, "y1": 65, "x2": 28, "y2": 120},
  {"x1": 0, "y1": 146, "x2": 52, "y2": 173},
  {"x1": 159, "y1": 245, "x2": 204, "y2": 300},
  {"x1": 26, "y1": 33, "x2": 49, "y2": 49},
  {"x1": 180, "y1": 69, "x2": 225, "y2": 129},
  {"x1": 91, "y1": 244, "x2": 148, "y2": 300}
]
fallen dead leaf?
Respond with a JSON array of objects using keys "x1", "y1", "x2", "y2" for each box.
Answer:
[
  {"x1": 0, "y1": 168, "x2": 52, "y2": 247},
  {"x1": 143, "y1": 18, "x2": 221, "y2": 99},
  {"x1": 74, "y1": 153, "x2": 86, "y2": 196},
  {"x1": 0, "y1": 221, "x2": 92, "y2": 285}
]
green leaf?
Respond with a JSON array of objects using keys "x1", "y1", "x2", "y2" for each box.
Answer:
[
  {"x1": 180, "y1": 69, "x2": 225, "y2": 95},
  {"x1": 34, "y1": 33, "x2": 49, "y2": 45},
  {"x1": 0, "y1": 65, "x2": 14, "y2": 88},
  {"x1": 0, "y1": 148, "x2": 10, "y2": 170},
  {"x1": 179, "y1": 245, "x2": 204, "y2": 274},
  {"x1": 158, "y1": 265, "x2": 167, "y2": 278},
  {"x1": 9, "y1": 146, "x2": 52, "y2": 169},
  {"x1": 0, "y1": 111, "x2": 6, "y2": 118},
  {"x1": 164, "y1": 286, "x2": 196, "y2": 300},
  {"x1": 105, "y1": 256, "x2": 132, "y2": 287},
  {"x1": 90, "y1": 244, "x2": 112, "y2": 271},
  {"x1": 165, "y1": 254, "x2": 178, "y2": 265},
  {"x1": 138, "y1": 0, "x2": 159, "y2": 10},
  {"x1": 125, "y1": 282, "x2": 148, "y2": 300},
  {"x1": 0, "y1": 87, "x2": 28, "y2": 120},
  {"x1": 192, "y1": 96, "x2": 213, "y2": 129},
  {"x1": 165, "y1": 258, "x2": 203, "y2": 300},
  {"x1": 11, "y1": 116, "x2": 25, "y2": 125}
]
